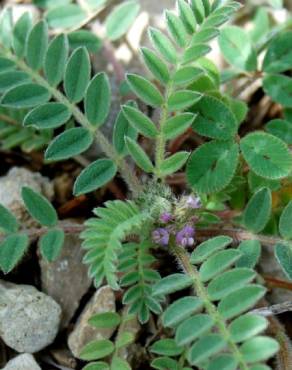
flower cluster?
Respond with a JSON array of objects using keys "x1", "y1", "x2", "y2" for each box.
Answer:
[{"x1": 152, "y1": 195, "x2": 200, "y2": 248}]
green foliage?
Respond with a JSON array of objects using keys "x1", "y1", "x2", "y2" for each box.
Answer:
[
  {"x1": 242, "y1": 188, "x2": 272, "y2": 233},
  {"x1": 119, "y1": 242, "x2": 161, "y2": 323},
  {"x1": 21, "y1": 186, "x2": 58, "y2": 227},
  {"x1": 45, "y1": 127, "x2": 93, "y2": 161},
  {"x1": 275, "y1": 243, "x2": 292, "y2": 280},
  {"x1": 219, "y1": 26, "x2": 257, "y2": 71},
  {"x1": 0, "y1": 1, "x2": 290, "y2": 368},
  {"x1": 81, "y1": 200, "x2": 150, "y2": 290},
  {"x1": 0, "y1": 233, "x2": 29, "y2": 273},
  {"x1": 74, "y1": 159, "x2": 117, "y2": 196},
  {"x1": 105, "y1": 1, "x2": 140, "y2": 41},
  {"x1": 39, "y1": 228, "x2": 65, "y2": 262},
  {"x1": 240, "y1": 132, "x2": 292, "y2": 179},
  {"x1": 0, "y1": 204, "x2": 19, "y2": 233},
  {"x1": 81, "y1": 310, "x2": 134, "y2": 369},
  {"x1": 151, "y1": 236, "x2": 279, "y2": 369},
  {"x1": 186, "y1": 140, "x2": 239, "y2": 194}
]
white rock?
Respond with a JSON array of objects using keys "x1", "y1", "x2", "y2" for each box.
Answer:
[
  {"x1": 40, "y1": 232, "x2": 92, "y2": 327},
  {"x1": 68, "y1": 286, "x2": 115, "y2": 359},
  {"x1": 0, "y1": 167, "x2": 53, "y2": 224},
  {"x1": 0, "y1": 280, "x2": 61, "y2": 353},
  {"x1": 2, "y1": 354, "x2": 41, "y2": 370}
]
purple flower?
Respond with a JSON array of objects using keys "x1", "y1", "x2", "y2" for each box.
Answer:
[
  {"x1": 176, "y1": 225, "x2": 195, "y2": 247},
  {"x1": 152, "y1": 228, "x2": 170, "y2": 246},
  {"x1": 160, "y1": 212, "x2": 173, "y2": 223},
  {"x1": 185, "y1": 195, "x2": 201, "y2": 209}
]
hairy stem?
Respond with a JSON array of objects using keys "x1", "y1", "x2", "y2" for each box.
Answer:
[
  {"x1": 170, "y1": 243, "x2": 249, "y2": 370},
  {"x1": 0, "y1": 46, "x2": 142, "y2": 196}
]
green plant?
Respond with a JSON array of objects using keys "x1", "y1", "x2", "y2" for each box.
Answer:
[{"x1": 1, "y1": 0, "x2": 292, "y2": 369}]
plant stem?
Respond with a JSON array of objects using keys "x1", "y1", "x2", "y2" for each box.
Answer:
[
  {"x1": 0, "y1": 46, "x2": 142, "y2": 196},
  {"x1": 154, "y1": 32, "x2": 196, "y2": 179},
  {"x1": 170, "y1": 243, "x2": 249, "y2": 370}
]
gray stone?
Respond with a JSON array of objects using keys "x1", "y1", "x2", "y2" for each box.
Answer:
[
  {"x1": 0, "y1": 280, "x2": 61, "y2": 353},
  {"x1": 40, "y1": 231, "x2": 92, "y2": 327},
  {"x1": 0, "y1": 167, "x2": 53, "y2": 225},
  {"x1": 68, "y1": 286, "x2": 115, "y2": 359},
  {"x1": 1, "y1": 354, "x2": 41, "y2": 370}
]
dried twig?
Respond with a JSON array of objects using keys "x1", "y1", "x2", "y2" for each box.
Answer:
[{"x1": 251, "y1": 301, "x2": 292, "y2": 317}]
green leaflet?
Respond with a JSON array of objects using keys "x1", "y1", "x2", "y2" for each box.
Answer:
[
  {"x1": 148, "y1": 27, "x2": 177, "y2": 64},
  {"x1": 73, "y1": 159, "x2": 117, "y2": 195},
  {"x1": 12, "y1": 12, "x2": 32, "y2": 58},
  {"x1": 165, "y1": 10, "x2": 188, "y2": 48},
  {"x1": 111, "y1": 357, "x2": 131, "y2": 370},
  {"x1": 21, "y1": 186, "x2": 58, "y2": 227},
  {"x1": 192, "y1": 95, "x2": 237, "y2": 140},
  {"x1": 240, "y1": 132, "x2": 292, "y2": 179},
  {"x1": 46, "y1": 4, "x2": 87, "y2": 29},
  {"x1": 178, "y1": 0, "x2": 197, "y2": 33},
  {"x1": 113, "y1": 101, "x2": 137, "y2": 156},
  {"x1": 0, "y1": 57, "x2": 15, "y2": 72},
  {"x1": 240, "y1": 336, "x2": 279, "y2": 363},
  {"x1": 162, "y1": 297, "x2": 203, "y2": 328},
  {"x1": 64, "y1": 47, "x2": 91, "y2": 103},
  {"x1": 188, "y1": 334, "x2": 226, "y2": 366},
  {"x1": 83, "y1": 362, "x2": 109, "y2": 370},
  {"x1": 279, "y1": 201, "x2": 292, "y2": 239},
  {"x1": 0, "y1": 8, "x2": 13, "y2": 49},
  {"x1": 68, "y1": 30, "x2": 102, "y2": 53},
  {"x1": 85, "y1": 73, "x2": 111, "y2": 127},
  {"x1": 186, "y1": 141, "x2": 239, "y2": 194},
  {"x1": 45, "y1": 127, "x2": 93, "y2": 161},
  {"x1": 263, "y1": 74, "x2": 292, "y2": 107},
  {"x1": 1, "y1": 83, "x2": 51, "y2": 108},
  {"x1": 199, "y1": 249, "x2": 242, "y2": 282},
  {"x1": 218, "y1": 285, "x2": 266, "y2": 319},
  {"x1": 45, "y1": 34, "x2": 69, "y2": 87},
  {"x1": 266, "y1": 119, "x2": 292, "y2": 144},
  {"x1": 229, "y1": 314, "x2": 268, "y2": 343},
  {"x1": 122, "y1": 105, "x2": 158, "y2": 138},
  {"x1": 89, "y1": 312, "x2": 121, "y2": 329},
  {"x1": 152, "y1": 273, "x2": 194, "y2": 296},
  {"x1": 151, "y1": 357, "x2": 178, "y2": 370},
  {"x1": 263, "y1": 31, "x2": 292, "y2": 73},
  {"x1": 39, "y1": 228, "x2": 65, "y2": 262},
  {"x1": 207, "y1": 268, "x2": 256, "y2": 301},
  {"x1": 0, "y1": 233, "x2": 29, "y2": 273},
  {"x1": 125, "y1": 136, "x2": 154, "y2": 173},
  {"x1": 150, "y1": 339, "x2": 184, "y2": 356},
  {"x1": 24, "y1": 102, "x2": 71, "y2": 129},
  {"x1": 175, "y1": 314, "x2": 214, "y2": 346},
  {"x1": 243, "y1": 188, "x2": 272, "y2": 233},
  {"x1": 80, "y1": 340, "x2": 115, "y2": 361},
  {"x1": 26, "y1": 20, "x2": 48, "y2": 70},
  {"x1": 182, "y1": 44, "x2": 211, "y2": 64},
  {"x1": 141, "y1": 47, "x2": 170, "y2": 84},
  {"x1": 219, "y1": 26, "x2": 257, "y2": 71},
  {"x1": 163, "y1": 113, "x2": 196, "y2": 140},
  {"x1": 236, "y1": 240, "x2": 261, "y2": 269},
  {"x1": 0, "y1": 71, "x2": 30, "y2": 93},
  {"x1": 167, "y1": 90, "x2": 202, "y2": 112},
  {"x1": 173, "y1": 66, "x2": 203, "y2": 86},
  {"x1": 160, "y1": 152, "x2": 189, "y2": 176},
  {"x1": 0, "y1": 204, "x2": 19, "y2": 233},
  {"x1": 191, "y1": 236, "x2": 233, "y2": 263},
  {"x1": 126, "y1": 73, "x2": 164, "y2": 107},
  {"x1": 105, "y1": 1, "x2": 140, "y2": 41},
  {"x1": 275, "y1": 243, "x2": 292, "y2": 280}
]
